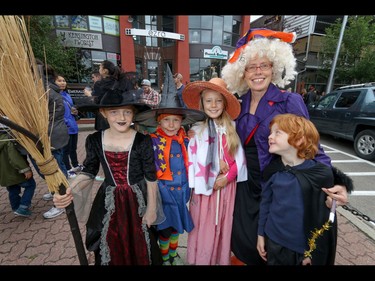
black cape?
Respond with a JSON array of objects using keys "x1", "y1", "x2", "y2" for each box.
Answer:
[{"x1": 263, "y1": 156, "x2": 336, "y2": 265}]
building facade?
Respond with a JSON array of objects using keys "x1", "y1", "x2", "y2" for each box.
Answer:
[
  {"x1": 250, "y1": 15, "x2": 345, "y2": 93},
  {"x1": 50, "y1": 15, "x2": 250, "y2": 100}
]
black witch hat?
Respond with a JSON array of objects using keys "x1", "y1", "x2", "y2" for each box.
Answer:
[
  {"x1": 77, "y1": 88, "x2": 150, "y2": 113},
  {"x1": 134, "y1": 64, "x2": 206, "y2": 127}
]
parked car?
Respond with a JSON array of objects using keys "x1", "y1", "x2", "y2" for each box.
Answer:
[{"x1": 308, "y1": 83, "x2": 375, "y2": 161}]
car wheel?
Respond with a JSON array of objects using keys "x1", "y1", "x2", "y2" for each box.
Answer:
[{"x1": 354, "y1": 129, "x2": 375, "y2": 160}]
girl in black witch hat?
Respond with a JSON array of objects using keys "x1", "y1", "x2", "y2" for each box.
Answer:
[{"x1": 54, "y1": 89, "x2": 165, "y2": 265}]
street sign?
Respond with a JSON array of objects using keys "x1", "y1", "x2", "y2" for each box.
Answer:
[{"x1": 125, "y1": 28, "x2": 185, "y2": 41}]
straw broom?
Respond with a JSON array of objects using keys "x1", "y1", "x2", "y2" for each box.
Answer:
[{"x1": 0, "y1": 16, "x2": 88, "y2": 265}]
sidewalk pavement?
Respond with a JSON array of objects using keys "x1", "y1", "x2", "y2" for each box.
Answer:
[{"x1": 1, "y1": 120, "x2": 375, "y2": 265}]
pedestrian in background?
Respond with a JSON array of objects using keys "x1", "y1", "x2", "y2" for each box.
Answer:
[
  {"x1": 54, "y1": 75, "x2": 83, "y2": 179},
  {"x1": 83, "y1": 71, "x2": 102, "y2": 118},
  {"x1": 140, "y1": 79, "x2": 160, "y2": 109},
  {"x1": 173, "y1": 73, "x2": 186, "y2": 108},
  {"x1": 0, "y1": 125, "x2": 36, "y2": 217},
  {"x1": 138, "y1": 79, "x2": 161, "y2": 134},
  {"x1": 91, "y1": 60, "x2": 132, "y2": 131},
  {"x1": 91, "y1": 71, "x2": 101, "y2": 84},
  {"x1": 305, "y1": 84, "x2": 317, "y2": 106},
  {"x1": 300, "y1": 88, "x2": 307, "y2": 102},
  {"x1": 35, "y1": 60, "x2": 69, "y2": 219}
]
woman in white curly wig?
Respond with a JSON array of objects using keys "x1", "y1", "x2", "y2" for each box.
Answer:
[{"x1": 221, "y1": 28, "x2": 352, "y2": 265}]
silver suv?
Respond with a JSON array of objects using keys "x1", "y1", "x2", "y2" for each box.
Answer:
[{"x1": 308, "y1": 82, "x2": 375, "y2": 161}]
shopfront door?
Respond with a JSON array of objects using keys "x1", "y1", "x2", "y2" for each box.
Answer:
[{"x1": 147, "y1": 60, "x2": 158, "y2": 88}]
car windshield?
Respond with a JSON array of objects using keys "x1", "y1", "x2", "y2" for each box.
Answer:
[{"x1": 316, "y1": 93, "x2": 337, "y2": 109}]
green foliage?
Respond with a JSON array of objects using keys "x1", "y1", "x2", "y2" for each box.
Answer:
[
  {"x1": 28, "y1": 16, "x2": 78, "y2": 80},
  {"x1": 319, "y1": 16, "x2": 375, "y2": 85}
]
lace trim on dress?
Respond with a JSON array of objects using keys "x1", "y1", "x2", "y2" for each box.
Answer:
[
  {"x1": 130, "y1": 182, "x2": 151, "y2": 264},
  {"x1": 99, "y1": 185, "x2": 116, "y2": 265}
]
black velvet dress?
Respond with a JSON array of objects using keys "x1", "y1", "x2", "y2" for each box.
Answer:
[
  {"x1": 82, "y1": 130, "x2": 162, "y2": 265},
  {"x1": 231, "y1": 137, "x2": 265, "y2": 265}
]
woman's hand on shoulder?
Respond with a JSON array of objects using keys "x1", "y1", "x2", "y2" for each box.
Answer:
[{"x1": 322, "y1": 184, "x2": 348, "y2": 208}]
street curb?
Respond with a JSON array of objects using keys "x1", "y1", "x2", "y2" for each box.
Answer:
[{"x1": 337, "y1": 206, "x2": 375, "y2": 241}]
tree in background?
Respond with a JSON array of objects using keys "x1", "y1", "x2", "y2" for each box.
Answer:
[
  {"x1": 27, "y1": 16, "x2": 86, "y2": 82},
  {"x1": 319, "y1": 16, "x2": 375, "y2": 86}
]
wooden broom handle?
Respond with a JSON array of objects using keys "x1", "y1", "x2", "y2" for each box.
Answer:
[
  {"x1": 0, "y1": 116, "x2": 88, "y2": 265},
  {"x1": 0, "y1": 116, "x2": 43, "y2": 152}
]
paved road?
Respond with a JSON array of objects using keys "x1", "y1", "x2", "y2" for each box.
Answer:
[{"x1": 1, "y1": 127, "x2": 375, "y2": 265}]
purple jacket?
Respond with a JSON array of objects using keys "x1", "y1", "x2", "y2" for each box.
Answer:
[{"x1": 235, "y1": 83, "x2": 331, "y2": 172}]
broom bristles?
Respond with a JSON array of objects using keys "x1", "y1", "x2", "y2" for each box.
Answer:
[{"x1": 0, "y1": 16, "x2": 68, "y2": 193}]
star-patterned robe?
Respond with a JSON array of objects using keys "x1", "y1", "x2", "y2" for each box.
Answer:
[
  {"x1": 187, "y1": 121, "x2": 247, "y2": 196},
  {"x1": 186, "y1": 121, "x2": 247, "y2": 265}
]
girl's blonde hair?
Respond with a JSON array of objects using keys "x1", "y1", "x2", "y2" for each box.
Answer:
[
  {"x1": 197, "y1": 91, "x2": 240, "y2": 157},
  {"x1": 222, "y1": 37, "x2": 297, "y2": 96}
]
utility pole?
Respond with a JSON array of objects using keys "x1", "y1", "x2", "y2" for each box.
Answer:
[{"x1": 326, "y1": 15, "x2": 348, "y2": 93}]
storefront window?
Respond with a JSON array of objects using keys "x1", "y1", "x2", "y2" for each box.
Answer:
[
  {"x1": 189, "y1": 58, "x2": 200, "y2": 82},
  {"x1": 201, "y1": 16, "x2": 213, "y2": 29},
  {"x1": 106, "y1": 52, "x2": 117, "y2": 66},
  {"x1": 145, "y1": 15, "x2": 158, "y2": 47},
  {"x1": 147, "y1": 60, "x2": 158, "y2": 87},
  {"x1": 189, "y1": 16, "x2": 200, "y2": 28},
  {"x1": 212, "y1": 16, "x2": 224, "y2": 45},
  {"x1": 162, "y1": 15, "x2": 175, "y2": 47},
  {"x1": 91, "y1": 50, "x2": 107, "y2": 73},
  {"x1": 55, "y1": 16, "x2": 69, "y2": 28},
  {"x1": 189, "y1": 30, "x2": 200, "y2": 43},
  {"x1": 135, "y1": 59, "x2": 143, "y2": 85},
  {"x1": 71, "y1": 15, "x2": 88, "y2": 31},
  {"x1": 201, "y1": 30, "x2": 212, "y2": 43},
  {"x1": 189, "y1": 15, "x2": 241, "y2": 46},
  {"x1": 189, "y1": 58, "x2": 225, "y2": 82}
]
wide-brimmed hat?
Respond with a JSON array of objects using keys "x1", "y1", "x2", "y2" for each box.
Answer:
[
  {"x1": 228, "y1": 28, "x2": 296, "y2": 64},
  {"x1": 134, "y1": 64, "x2": 206, "y2": 127},
  {"x1": 134, "y1": 107, "x2": 206, "y2": 127},
  {"x1": 182, "y1": 77, "x2": 241, "y2": 119},
  {"x1": 77, "y1": 88, "x2": 150, "y2": 113}
]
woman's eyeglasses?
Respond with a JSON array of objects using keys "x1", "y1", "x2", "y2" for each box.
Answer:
[{"x1": 245, "y1": 63, "x2": 273, "y2": 73}]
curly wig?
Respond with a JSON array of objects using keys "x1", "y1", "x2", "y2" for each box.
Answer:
[{"x1": 221, "y1": 37, "x2": 297, "y2": 96}]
